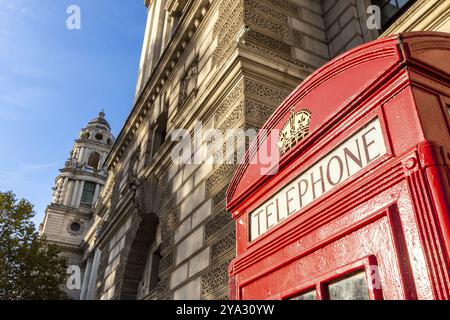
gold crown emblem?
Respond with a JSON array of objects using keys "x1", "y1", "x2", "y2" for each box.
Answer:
[{"x1": 277, "y1": 108, "x2": 311, "y2": 155}]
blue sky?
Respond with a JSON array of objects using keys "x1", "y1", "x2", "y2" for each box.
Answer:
[{"x1": 0, "y1": 1, "x2": 147, "y2": 226}]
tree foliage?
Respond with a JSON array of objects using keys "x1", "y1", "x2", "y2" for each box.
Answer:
[{"x1": 0, "y1": 191, "x2": 68, "y2": 299}]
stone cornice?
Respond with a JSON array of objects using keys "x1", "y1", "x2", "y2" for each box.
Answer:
[
  {"x1": 58, "y1": 167, "x2": 108, "y2": 182},
  {"x1": 46, "y1": 203, "x2": 93, "y2": 217},
  {"x1": 105, "y1": 0, "x2": 212, "y2": 172},
  {"x1": 165, "y1": 0, "x2": 189, "y2": 16},
  {"x1": 46, "y1": 240, "x2": 83, "y2": 254},
  {"x1": 73, "y1": 138, "x2": 113, "y2": 150}
]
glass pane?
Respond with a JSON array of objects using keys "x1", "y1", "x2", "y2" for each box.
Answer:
[
  {"x1": 81, "y1": 181, "x2": 96, "y2": 204},
  {"x1": 290, "y1": 289, "x2": 316, "y2": 300},
  {"x1": 327, "y1": 271, "x2": 370, "y2": 300}
]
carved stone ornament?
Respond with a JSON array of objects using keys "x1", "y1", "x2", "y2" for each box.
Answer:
[
  {"x1": 129, "y1": 174, "x2": 162, "y2": 219},
  {"x1": 178, "y1": 60, "x2": 198, "y2": 107},
  {"x1": 95, "y1": 224, "x2": 102, "y2": 238},
  {"x1": 277, "y1": 108, "x2": 311, "y2": 155}
]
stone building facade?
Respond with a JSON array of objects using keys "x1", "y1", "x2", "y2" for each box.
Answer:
[
  {"x1": 40, "y1": 112, "x2": 114, "y2": 299},
  {"x1": 76, "y1": 0, "x2": 449, "y2": 300}
]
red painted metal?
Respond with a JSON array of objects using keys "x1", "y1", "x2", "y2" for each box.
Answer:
[{"x1": 226, "y1": 32, "x2": 450, "y2": 300}]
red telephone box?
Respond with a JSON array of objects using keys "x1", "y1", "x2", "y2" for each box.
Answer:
[{"x1": 226, "y1": 32, "x2": 450, "y2": 300}]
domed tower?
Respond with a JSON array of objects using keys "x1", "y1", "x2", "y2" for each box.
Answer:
[{"x1": 40, "y1": 111, "x2": 114, "y2": 299}]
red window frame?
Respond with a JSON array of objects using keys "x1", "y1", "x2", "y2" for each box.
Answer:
[{"x1": 279, "y1": 255, "x2": 384, "y2": 300}]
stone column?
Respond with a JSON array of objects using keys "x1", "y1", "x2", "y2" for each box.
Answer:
[
  {"x1": 86, "y1": 249, "x2": 101, "y2": 300},
  {"x1": 74, "y1": 180, "x2": 85, "y2": 208},
  {"x1": 71, "y1": 180, "x2": 84, "y2": 208},
  {"x1": 79, "y1": 147, "x2": 86, "y2": 164},
  {"x1": 144, "y1": 0, "x2": 166, "y2": 75},
  {"x1": 161, "y1": 10, "x2": 170, "y2": 52},
  {"x1": 58, "y1": 177, "x2": 69, "y2": 204},
  {"x1": 70, "y1": 180, "x2": 78, "y2": 208},
  {"x1": 100, "y1": 152, "x2": 107, "y2": 170},
  {"x1": 63, "y1": 179, "x2": 74, "y2": 206},
  {"x1": 135, "y1": 3, "x2": 155, "y2": 96},
  {"x1": 80, "y1": 259, "x2": 93, "y2": 300},
  {"x1": 152, "y1": 1, "x2": 167, "y2": 67}
]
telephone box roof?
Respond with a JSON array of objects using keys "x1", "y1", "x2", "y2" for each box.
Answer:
[{"x1": 226, "y1": 31, "x2": 450, "y2": 214}]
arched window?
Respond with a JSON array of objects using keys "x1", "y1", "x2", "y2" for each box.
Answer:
[
  {"x1": 80, "y1": 181, "x2": 96, "y2": 205},
  {"x1": 87, "y1": 152, "x2": 100, "y2": 169}
]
